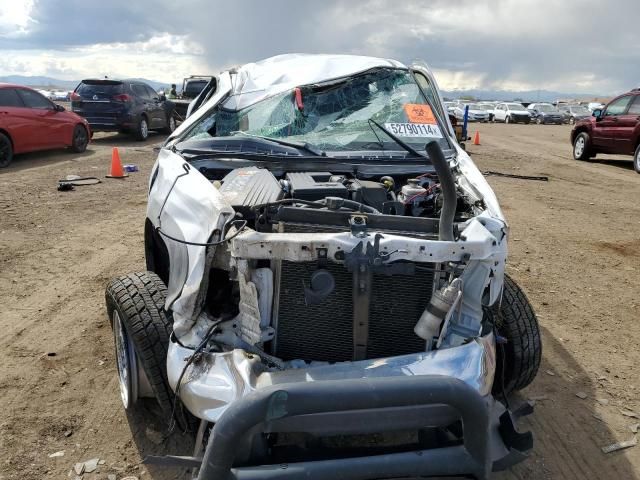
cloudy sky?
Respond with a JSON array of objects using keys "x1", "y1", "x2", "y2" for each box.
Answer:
[{"x1": 0, "y1": 0, "x2": 638, "y2": 94}]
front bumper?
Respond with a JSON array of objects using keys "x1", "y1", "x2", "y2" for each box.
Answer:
[
  {"x1": 189, "y1": 375, "x2": 532, "y2": 480},
  {"x1": 167, "y1": 334, "x2": 497, "y2": 422},
  {"x1": 159, "y1": 334, "x2": 533, "y2": 478}
]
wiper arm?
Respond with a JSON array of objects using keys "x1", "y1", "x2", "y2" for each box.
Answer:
[
  {"x1": 230, "y1": 131, "x2": 325, "y2": 156},
  {"x1": 368, "y1": 119, "x2": 425, "y2": 158}
]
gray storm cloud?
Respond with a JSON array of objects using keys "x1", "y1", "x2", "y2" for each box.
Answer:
[{"x1": 8, "y1": 0, "x2": 640, "y2": 93}]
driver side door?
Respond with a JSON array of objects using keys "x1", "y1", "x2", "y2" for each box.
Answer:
[
  {"x1": 15, "y1": 88, "x2": 64, "y2": 149},
  {"x1": 593, "y1": 95, "x2": 632, "y2": 151}
]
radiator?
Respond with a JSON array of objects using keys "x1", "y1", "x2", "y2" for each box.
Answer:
[{"x1": 273, "y1": 222, "x2": 435, "y2": 363}]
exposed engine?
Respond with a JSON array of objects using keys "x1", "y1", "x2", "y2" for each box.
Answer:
[
  {"x1": 215, "y1": 166, "x2": 477, "y2": 222},
  {"x1": 193, "y1": 164, "x2": 486, "y2": 364}
]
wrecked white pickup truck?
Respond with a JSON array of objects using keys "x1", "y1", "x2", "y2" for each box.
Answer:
[{"x1": 105, "y1": 54, "x2": 541, "y2": 480}]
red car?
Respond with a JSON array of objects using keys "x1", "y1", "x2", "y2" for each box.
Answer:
[
  {"x1": 0, "y1": 83, "x2": 91, "y2": 168},
  {"x1": 571, "y1": 88, "x2": 640, "y2": 173}
]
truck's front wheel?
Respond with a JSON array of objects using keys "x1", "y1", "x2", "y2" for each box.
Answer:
[
  {"x1": 491, "y1": 274, "x2": 542, "y2": 395},
  {"x1": 105, "y1": 271, "x2": 192, "y2": 430}
]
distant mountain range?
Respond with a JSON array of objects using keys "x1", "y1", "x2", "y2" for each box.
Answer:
[
  {"x1": 0, "y1": 74, "x2": 610, "y2": 101},
  {"x1": 0, "y1": 75, "x2": 171, "y2": 91}
]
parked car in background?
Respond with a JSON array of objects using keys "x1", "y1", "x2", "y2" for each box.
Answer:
[
  {"x1": 181, "y1": 75, "x2": 212, "y2": 99},
  {"x1": 587, "y1": 102, "x2": 606, "y2": 112},
  {"x1": 453, "y1": 102, "x2": 489, "y2": 122},
  {"x1": 476, "y1": 102, "x2": 496, "y2": 121},
  {"x1": 71, "y1": 79, "x2": 176, "y2": 140},
  {"x1": 443, "y1": 101, "x2": 456, "y2": 114},
  {"x1": 560, "y1": 104, "x2": 591, "y2": 125},
  {"x1": 571, "y1": 89, "x2": 640, "y2": 173},
  {"x1": 492, "y1": 102, "x2": 531, "y2": 124},
  {"x1": 527, "y1": 103, "x2": 563, "y2": 125},
  {"x1": 0, "y1": 83, "x2": 90, "y2": 167}
]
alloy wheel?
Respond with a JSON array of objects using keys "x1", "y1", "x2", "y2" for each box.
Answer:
[
  {"x1": 113, "y1": 310, "x2": 138, "y2": 409},
  {"x1": 574, "y1": 136, "x2": 585, "y2": 158}
]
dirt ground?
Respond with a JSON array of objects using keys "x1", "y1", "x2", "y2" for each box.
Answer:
[{"x1": 1, "y1": 123, "x2": 639, "y2": 480}]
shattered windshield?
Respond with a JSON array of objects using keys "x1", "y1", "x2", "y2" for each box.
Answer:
[{"x1": 181, "y1": 68, "x2": 450, "y2": 154}]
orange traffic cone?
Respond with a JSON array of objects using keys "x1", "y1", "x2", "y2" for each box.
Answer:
[
  {"x1": 106, "y1": 147, "x2": 128, "y2": 178},
  {"x1": 473, "y1": 131, "x2": 481, "y2": 146}
]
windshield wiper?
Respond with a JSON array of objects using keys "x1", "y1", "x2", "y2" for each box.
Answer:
[
  {"x1": 230, "y1": 131, "x2": 325, "y2": 156},
  {"x1": 368, "y1": 119, "x2": 425, "y2": 158}
]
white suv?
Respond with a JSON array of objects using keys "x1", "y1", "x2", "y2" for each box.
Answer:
[{"x1": 493, "y1": 102, "x2": 532, "y2": 124}]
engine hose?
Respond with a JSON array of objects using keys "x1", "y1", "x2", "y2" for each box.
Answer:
[{"x1": 425, "y1": 141, "x2": 457, "y2": 241}]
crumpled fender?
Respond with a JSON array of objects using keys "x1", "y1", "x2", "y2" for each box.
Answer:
[{"x1": 147, "y1": 149, "x2": 234, "y2": 335}]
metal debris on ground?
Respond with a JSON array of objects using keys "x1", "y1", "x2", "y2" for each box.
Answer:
[
  {"x1": 48, "y1": 451, "x2": 64, "y2": 458},
  {"x1": 58, "y1": 175, "x2": 101, "y2": 186},
  {"x1": 601, "y1": 436, "x2": 637, "y2": 454},
  {"x1": 576, "y1": 391, "x2": 588, "y2": 399},
  {"x1": 482, "y1": 171, "x2": 549, "y2": 181}
]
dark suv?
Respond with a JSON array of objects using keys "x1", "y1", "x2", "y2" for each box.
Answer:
[
  {"x1": 571, "y1": 89, "x2": 640, "y2": 173},
  {"x1": 71, "y1": 79, "x2": 176, "y2": 140}
]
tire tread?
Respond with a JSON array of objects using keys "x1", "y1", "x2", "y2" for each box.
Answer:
[
  {"x1": 493, "y1": 274, "x2": 542, "y2": 393},
  {"x1": 105, "y1": 272, "x2": 174, "y2": 418}
]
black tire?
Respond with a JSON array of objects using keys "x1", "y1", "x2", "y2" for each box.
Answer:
[
  {"x1": 491, "y1": 274, "x2": 541, "y2": 395},
  {"x1": 162, "y1": 112, "x2": 177, "y2": 134},
  {"x1": 0, "y1": 133, "x2": 12, "y2": 168},
  {"x1": 634, "y1": 144, "x2": 640, "y2": 174},
  {"x1": 105, "y1": 271, "x2": 191, "y2": 429},
  {"x1": 505, "y1": 115, "x2": 511, "y2": 124},
  {"x1": 524, "y1": 118, "x2": 530, "y2": 125},
  {"x1": 489, "y1": 114, "x2": 494, "y2": 122},
  {"x1": 569, "y1": 117, "x2": 575, "y2": 125},
  {"x1": 135, "y1": 116, "x2": 149, "y2": 141},
  {"x1": 70, "y1": 125, "x2": 89, "y2": 153},
  {"x1": 573, "y1": 132, "x2": 591, "y2": 160},
  {"x1": 536, "y1": 117, "x2": 543, "y2": 125}
]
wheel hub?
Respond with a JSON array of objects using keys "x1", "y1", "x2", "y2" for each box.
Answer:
[
  {"x1": 574, "y1": 137, "x2": 585, "y2": 157},
  {"x1": 113, "y1": 310, "x2": 139, "y2": 408}
]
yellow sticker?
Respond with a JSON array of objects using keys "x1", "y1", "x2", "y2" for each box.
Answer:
[{"x1": 404, "y1": 104, "x2": 437, "y2": 124}]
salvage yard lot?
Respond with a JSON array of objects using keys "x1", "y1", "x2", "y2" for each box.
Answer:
[{"x1": 1, "y1": 123, "x2": 639, "y2": 479}]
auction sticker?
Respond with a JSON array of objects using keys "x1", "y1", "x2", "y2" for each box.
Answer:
[
  {"x1": 404, "y1": 104, "x2": 436, "y2": 124},
  {"x1": 384, "y1": 122, "x2": 443, "y2": 138}
]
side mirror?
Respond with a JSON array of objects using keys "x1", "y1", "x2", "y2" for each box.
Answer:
[
  {"x1": 54, "y1": 104, "x2": 65, "y2": 112},
  {"x1": 592, "y1": 109, "x2": 602, "y2": 119}
]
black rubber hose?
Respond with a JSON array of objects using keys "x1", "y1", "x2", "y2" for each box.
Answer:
[{"x1": 425, "y1": 141, "x2": 457, "y2": 241}]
